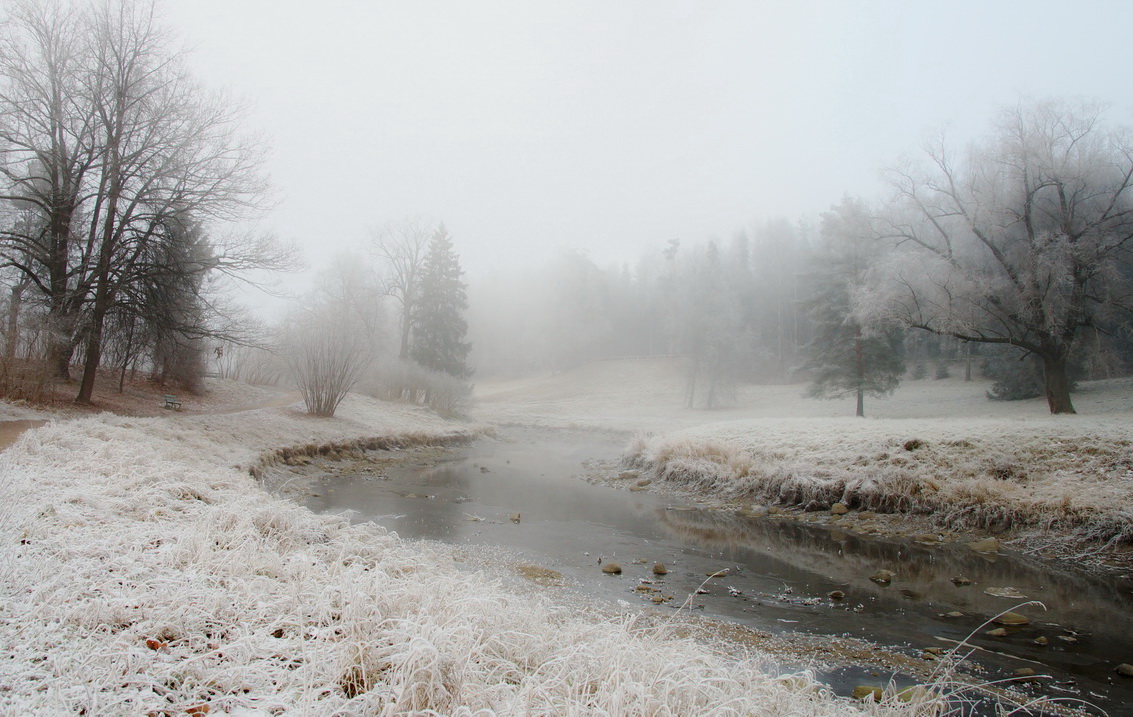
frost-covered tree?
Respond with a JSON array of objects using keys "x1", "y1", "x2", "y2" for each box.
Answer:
[
  {"x1": 671, "y1": 241, "x2": 747, "y2": 408},
  {"x1": 806, "y1": 197, "x2": 904, "y2": 417},
  {"x1": 869, "y1": 100, "x2": 1133, "y2": 414},
  {"x1": 411, "y1": 224, "x2": 471, "y2": 378}
]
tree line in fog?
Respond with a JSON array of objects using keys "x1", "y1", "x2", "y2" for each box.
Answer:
[{"x1": 2, "y1": 1, "x2": 1130, "y2": 417}]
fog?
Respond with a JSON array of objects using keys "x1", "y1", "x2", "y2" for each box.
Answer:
[
  {"x1": 4, "y1": 1, "x2": 1133, "y2": 411},
  {"x1": 162, "y1": 0, "x2": 1133, "y2": 288}
]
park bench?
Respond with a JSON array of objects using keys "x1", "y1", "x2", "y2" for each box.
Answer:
[{"x1": 162, "y1": 395, "x2": 182, "y2": 410}]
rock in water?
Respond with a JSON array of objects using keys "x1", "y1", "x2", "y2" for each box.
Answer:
[
  {"x1": 851, "y1": 685, "x2": 883, "y2": 701},
  {"x1": 870, "y1": 569, "x2": 895, "y2": 585},
  {"x1": 602, "y1": 563, "x2": 622, "y2": 575},
  {"x1": 828, "y1": 590, "x2": 845, "y2": 600},
  {"x1": 830, "y1": 502, "x2": 848, "y2": 515},
  {"x1": 951, "y1": 575, "x2": 972, "y2": 586},
  {"x1": 967, "y1": 537, "x2": 1000, "y2": 553},
  {"x1": 1115, "y1": 663, "x2": 1133, "y2": 677},
  {"x1": 509, "y1": 513, "x2": 521, "y2": 524},
  {"x1": 992, "y1": 611, "x2": 1029, "y2": 626},
  {"x1": 652, "y1": 562, "x2": 668, "y2": 576}
]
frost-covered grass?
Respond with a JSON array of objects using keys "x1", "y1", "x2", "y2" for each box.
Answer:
[
  {"x1": 625, "y1": 415, "x2": 1133, "y2": 547},
  {"x1": 0, "y1": 391, "x2": 912, "y2": 715}
]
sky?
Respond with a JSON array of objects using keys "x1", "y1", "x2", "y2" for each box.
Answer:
[{"x1": 161, "y1": 0, "x2": 1133, "y2": 299}]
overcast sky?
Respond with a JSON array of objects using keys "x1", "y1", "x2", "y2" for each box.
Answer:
[{"x1": 163, "y1": 0, "x2": 1133, "y2": 289}]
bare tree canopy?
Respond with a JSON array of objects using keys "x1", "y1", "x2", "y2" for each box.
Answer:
[
  {"x1": 0, "y1": 0, "x2": 286, "y2": 402},
  {"x1": 371, "y1": 218, "x2": 431, "y2": 361},
  {"x1": 865, "y1": 100, "x2": 1133, "y2": 414}
]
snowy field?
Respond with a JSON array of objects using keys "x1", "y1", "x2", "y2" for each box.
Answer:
[{"x1": 0, "y1": 384, "x2": 925, "y2": 715}]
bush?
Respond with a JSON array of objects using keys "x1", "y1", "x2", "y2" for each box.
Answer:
[
  {"x1": 285, "y1": 310, "x2": 371, "y2": 417},
  {"x1": 363, "y1": 360, "x2": 472, "y2": 416}
]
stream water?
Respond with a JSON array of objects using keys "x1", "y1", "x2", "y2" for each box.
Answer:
[{"x1": 303, "y1": 427, "x2": 1133, "y2": 714}]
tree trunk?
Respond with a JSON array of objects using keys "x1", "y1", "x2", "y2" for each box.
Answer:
[
  {"x1": 6, "y1": 283, "x2": 25, "y2": 362},
  {"x1": 1041, "y1": 352, "x2": 1076, "y2": 415},
  {"x1": 75, "y1": 283, "x2": 110, "y2": 404},
  {"x1": 854, "y1": 327, "x2": 865, "y2": 417},
  {"x1": 398, "y1": 307, "x2": 412, "y2": 361}
]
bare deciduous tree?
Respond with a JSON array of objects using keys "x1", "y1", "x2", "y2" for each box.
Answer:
[
  {"x1": 371, "y1": 218, "x2": 431, "y2": 361},
  {"x1": 867, "y1": 100, "x2": 1133, "y2": 414},
  {"x1": 0, "y1": 0, "x2": 281, "y2": 403}
]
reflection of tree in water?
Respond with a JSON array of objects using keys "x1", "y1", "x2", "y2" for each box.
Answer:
[{"x1": 656, "y1": 507, "x2": 1133, "y2": 631}]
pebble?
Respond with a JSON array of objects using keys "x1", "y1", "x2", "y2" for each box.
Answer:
[
  {"x1": 1116, "y1": 663, "x2": 1133, "y2": 677},
  {"x1": 830, "y1": 502, "x2": 848, "y2": 515},
  {"x1": 1034, "y1": 636, "x2": 1049, "y2": 646},
  {"x1": 986, "y1": 627, "x2": 1008, "y2": 637}
]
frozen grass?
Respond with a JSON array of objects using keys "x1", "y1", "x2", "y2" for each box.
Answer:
[
  {"x1": 0, "y1": 393, "x2": 923, "y2": 715},
  {"x1": 624, "y1": 415, "x2": 1133, "y2": 548}
]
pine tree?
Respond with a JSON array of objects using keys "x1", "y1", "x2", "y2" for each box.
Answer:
[
  {"x1": 805, "y1": 198, "x2": 904, "y2": 417},
  {"x1": 411, "y1": 225, "x2": 471, "y2": 378}
]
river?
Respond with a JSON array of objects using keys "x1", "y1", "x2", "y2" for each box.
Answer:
[{"x1": 302, "y1": 427, "x2": 1133, "y2": 714}]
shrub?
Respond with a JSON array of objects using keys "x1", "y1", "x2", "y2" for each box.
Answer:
[{"x1": 362, "y1": 359, "x2": 472, "y2": 416}]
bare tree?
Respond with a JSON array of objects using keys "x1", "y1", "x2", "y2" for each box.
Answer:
[
  {"x1": 0, "y1": 0, "x2": 277, "y2": 403},
  {"x1": 0, "y1": 0, "x2": 98, "y2": 379},
  {"x1": 868, "y1": 100, "x2": 1133, "y2": 414},
  {"x1": 371, "y1": 218, "x2": 431, "y2": 360}
]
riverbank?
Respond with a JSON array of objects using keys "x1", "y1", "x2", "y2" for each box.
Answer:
[
  {"x1": 1, "y1": 385, "x2": 903, "y2": 715},
  {"x1": 476, "y1": 362, "x2": 1133, "y2": 574}
]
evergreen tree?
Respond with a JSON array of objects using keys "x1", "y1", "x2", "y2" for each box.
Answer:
[
  {"x1": 805, "y1": 198, "x2": 904, "y2": 417},
  {"x1": 411, "y1": 225, "x2": 471, "y2": 378}
]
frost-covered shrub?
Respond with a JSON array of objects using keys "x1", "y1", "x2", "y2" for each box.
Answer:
[
  {"x1": 285, "y1": 308, "x2": 371, "y2": 417},
  {"x1": 363, "y1": 359, "x2": 472, "y2": 416}
]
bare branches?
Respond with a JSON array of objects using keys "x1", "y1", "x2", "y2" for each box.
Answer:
[{"x1": 870, "y1": 99, "x2": 1133, "y2": 413}]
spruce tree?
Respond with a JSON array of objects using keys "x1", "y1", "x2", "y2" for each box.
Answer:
[
  {"x1": 805, "y1": 198, "x2": 904, "y2": 417},
  {"x1": 411, "y1": 225, "x2": 472, "y2": 378}
]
